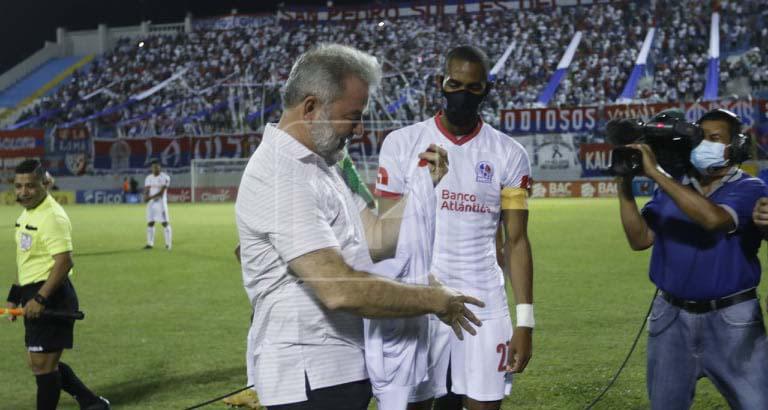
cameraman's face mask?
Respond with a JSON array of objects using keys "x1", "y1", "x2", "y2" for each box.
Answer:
[
  {"x1": 691, "y1": 119, "x2": 735, "y2": 176},
  {"x1": 690, "y1": 140, "x2": 728, "y2": 176}
]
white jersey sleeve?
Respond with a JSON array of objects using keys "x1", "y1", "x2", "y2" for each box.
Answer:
[
  {"x1": 375, "y1": 131, "x2": 408, "y2": 198},
  {"x1": 500, "y1": 138, "x2": 532, "y2": 190}
]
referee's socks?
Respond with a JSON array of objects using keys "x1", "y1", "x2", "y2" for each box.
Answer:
[{"x1": 35, "y1": 371, "x2": 61, "y2": 410}]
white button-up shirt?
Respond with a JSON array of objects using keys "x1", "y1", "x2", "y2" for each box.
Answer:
[{"x1": 235, "y1": 124, "x2": 371, "y2": 406}]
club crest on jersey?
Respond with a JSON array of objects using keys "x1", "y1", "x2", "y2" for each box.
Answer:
[
  {"x1": 20, "y1": 233, "x2": 32, "y2": 251},
  {"x1": 475, "y1": 161, "x2": 493, "y2": 183}
]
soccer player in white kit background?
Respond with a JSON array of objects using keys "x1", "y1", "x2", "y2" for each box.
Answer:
[
  {"x1": 376, "y1": 45, "x2": 534, "y2": 410},
  {"x1": 144, "y1": 160, "x2": 172, "y2": 250}
]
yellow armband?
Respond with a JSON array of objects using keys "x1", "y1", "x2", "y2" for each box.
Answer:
[{"x1": 501, "y1": 187, "x2": 528, "y2": 210}]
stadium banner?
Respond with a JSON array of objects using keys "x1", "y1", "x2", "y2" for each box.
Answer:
[
  {"x1": 0, "y1": 129, "x2": 45, "y2": 158},
  {"x1": 76, "y1": 189, "x2": 125, "y2": 204},
  {"x1": 193, "y1": 14, "x2": 274, "y2": 30},
  {"x1": 515, "y1": 134, "x2": 582, "y2": 180},
  {"x1": 195, "y1": 187, "x2": 238, "y2": 202},
  {"x1": 530, "y1": 180, "x2": 656, "y2": 198},
  {"x1": 92, "y1": 133, "x2": 261, "y2": 170},
  {"x1": 578, "y1": 143, "x2": 613, "y2": 178},
  {"x1": 278, "y1": 0, "x2": 623, "y2": 23},
  {"x1": 500, "y1": 107, "x2": 599, "y2": 134},
  {"x1": 46, "y1": 127, "x2": 90, "y2": 176},
  {"x1": 167, "y1": 188, "x2": 192, "y2": 203},
  {"x1": 501, "y1": 98, "x2": 768, "y2": 162}
]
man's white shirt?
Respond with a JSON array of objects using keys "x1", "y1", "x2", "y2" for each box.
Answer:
[{"x1": 236, "y1": 124, "x2": 371, "y2": 406}]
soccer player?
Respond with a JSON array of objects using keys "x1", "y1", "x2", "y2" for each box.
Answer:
[
  {"x1": 143, "y1": 160, "x2": 172, "y2": 250},
  {"x1": 376, "y1": 45, "x2": 535, "y2": 410},
  {"x1": 5, "y1": 159, "x2": 109, "y2": 410}
]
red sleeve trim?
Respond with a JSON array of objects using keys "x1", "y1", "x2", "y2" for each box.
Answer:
[{"x1": 374, "y1": 189, "x2": 403, "y2": 199}]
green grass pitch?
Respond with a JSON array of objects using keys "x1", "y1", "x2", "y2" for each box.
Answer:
[{"x1": 1, "y1": 199, "x2": 766, "y2": 409}]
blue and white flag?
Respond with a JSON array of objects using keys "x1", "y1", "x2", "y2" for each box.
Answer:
[
  {"x1": 703, "y1": 12, "x2": 720, "y2": 101},
  {"x1": 536, "y1": 31, "x2": 582, "y2": 105},
  {"x1": 617, "y1": 28, "x2": 655, "y2": 102},
  {"x1": 489, "y1": 41, "x2": 517, "y2": 82}
]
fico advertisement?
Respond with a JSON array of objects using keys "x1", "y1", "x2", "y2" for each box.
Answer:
[{"x1": 76, "y1": 190, "x2": 124, "y2": 204}]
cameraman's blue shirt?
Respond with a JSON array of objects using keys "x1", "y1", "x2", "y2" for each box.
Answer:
[{"x1": 642, "y1": 169, "x2": 768, "y2": 300}]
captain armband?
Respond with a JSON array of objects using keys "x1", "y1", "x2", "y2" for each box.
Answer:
[{"x1": 501, "y1": 187, "x2": 529, "y2": 210}]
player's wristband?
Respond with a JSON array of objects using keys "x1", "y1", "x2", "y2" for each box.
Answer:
[
  {"x1": 33, "y1": 294, "x2": 49, "y2": 307},
  {"x1": 515, "y1": 303, "x2": 535, "y2": 328},
  {"x1": 6, "y1": 284, "x2": 22, "y2": 304}
]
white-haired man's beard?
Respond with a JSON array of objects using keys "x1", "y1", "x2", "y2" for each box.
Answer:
[{"x1": 310, "y1": 109, "x2": 350, "y2": 165}]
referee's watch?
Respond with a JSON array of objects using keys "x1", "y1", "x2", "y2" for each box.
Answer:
[{"x1": 33, "y1": 293, "x2": 49, "y2": 307}]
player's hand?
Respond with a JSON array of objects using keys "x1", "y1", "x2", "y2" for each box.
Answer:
[
  {"x1": 24, "y1": 299, "x2": 44, "y2": 320},
  {"x1": 752, "y1": 198, "x2": 768, "y2": 229},
  {"x1": 429, "y1": 275, "x2": 484, "y2": 340},
  {"x1": 506, "y1": 327, "x2": 532, "y2": 373},
  {"x1": 5, "y1": 302, "x2": 17, "y2": 322},
  {"x1": 418, "y1": 144, "x2": 449, "y2": 186},
  {"x1": 626, "y1": 144, "x2": 659, "y2": 179}
]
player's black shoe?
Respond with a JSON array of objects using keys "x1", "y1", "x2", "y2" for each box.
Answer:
[
  {"x1": 143, "y1": 245, "x2": 153, "y2": 250},
  {"x1": 82, "y1": 396, "x2": 111, "y2": 410}
]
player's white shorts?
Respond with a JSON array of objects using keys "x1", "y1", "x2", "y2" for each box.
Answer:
[
  {"x1": 146, "y1": 200, "x2": 169, "y2": 223},
  {"x1": 410, "y1": 312, "x2": 514, "y2": 403}
]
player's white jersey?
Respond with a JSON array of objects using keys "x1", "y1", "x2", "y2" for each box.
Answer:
[
  {"x1": 364, "y1": 166, "x2": 435, "y2": 405},
  {"x1": 376, "y1": 113, "x2": 531, "y2": 319},
  {"x1": 145, "y1": 172, "x2": 171, "y2": 205}
]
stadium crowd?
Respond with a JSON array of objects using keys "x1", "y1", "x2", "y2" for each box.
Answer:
[{"x1": 14, "y1": 1, "x2": 768, "y2": 135}]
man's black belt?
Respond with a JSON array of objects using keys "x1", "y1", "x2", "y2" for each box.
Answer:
[{"x1": 659, "y1": 288, "x2": 757, "y2": 314}]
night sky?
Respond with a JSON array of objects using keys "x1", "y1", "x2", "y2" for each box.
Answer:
[{"x1": 0, "y1": 0, "x2": 372, "y2": 74}]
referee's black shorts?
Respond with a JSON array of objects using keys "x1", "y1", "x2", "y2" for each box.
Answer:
[{"x1": 19, "y1": 279, "x2": 79, "y2": 353}]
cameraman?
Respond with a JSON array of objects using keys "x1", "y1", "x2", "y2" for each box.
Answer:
[{"x1": 617, "y1": 109, "x2": 768, "y2": 409}]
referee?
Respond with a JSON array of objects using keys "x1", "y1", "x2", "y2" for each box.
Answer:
[{"x1": 5, "y1": 159, "x2": 109, "y2": 410}]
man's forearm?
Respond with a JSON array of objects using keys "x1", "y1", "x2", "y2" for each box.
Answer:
[
  {"x1": 618, "y1": 178, "x2": 653, "y2": 250},
  {"x1": 650, "y1": 171, "x2": 733, "y2": 231},
  {"x1": 504, "y1": 238, "x2": 533, "y2": 306},
  {"x1": 324, "y1": 269, "x2": 442, "y2": 318}
]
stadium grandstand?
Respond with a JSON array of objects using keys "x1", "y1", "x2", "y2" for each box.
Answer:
[{"x1": 0, "y1": 0, "x2": 766, "y2": 200}]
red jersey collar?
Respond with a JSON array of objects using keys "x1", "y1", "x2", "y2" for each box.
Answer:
[{"x1": 434, "y1": 111, "x2": 483, "y2": 146}]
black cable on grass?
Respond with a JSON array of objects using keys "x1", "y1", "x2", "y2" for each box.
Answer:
[
  {"x1": 584, "y1": 289, "x2": 658, "y2": 410},
  {"x1": 184, "y1": 384, "x2": 254, "y2": 409}
]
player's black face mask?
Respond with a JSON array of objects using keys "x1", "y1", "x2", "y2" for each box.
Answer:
[{"x1": 441, "y1": 87, "x2": 487, "y2": 129}]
